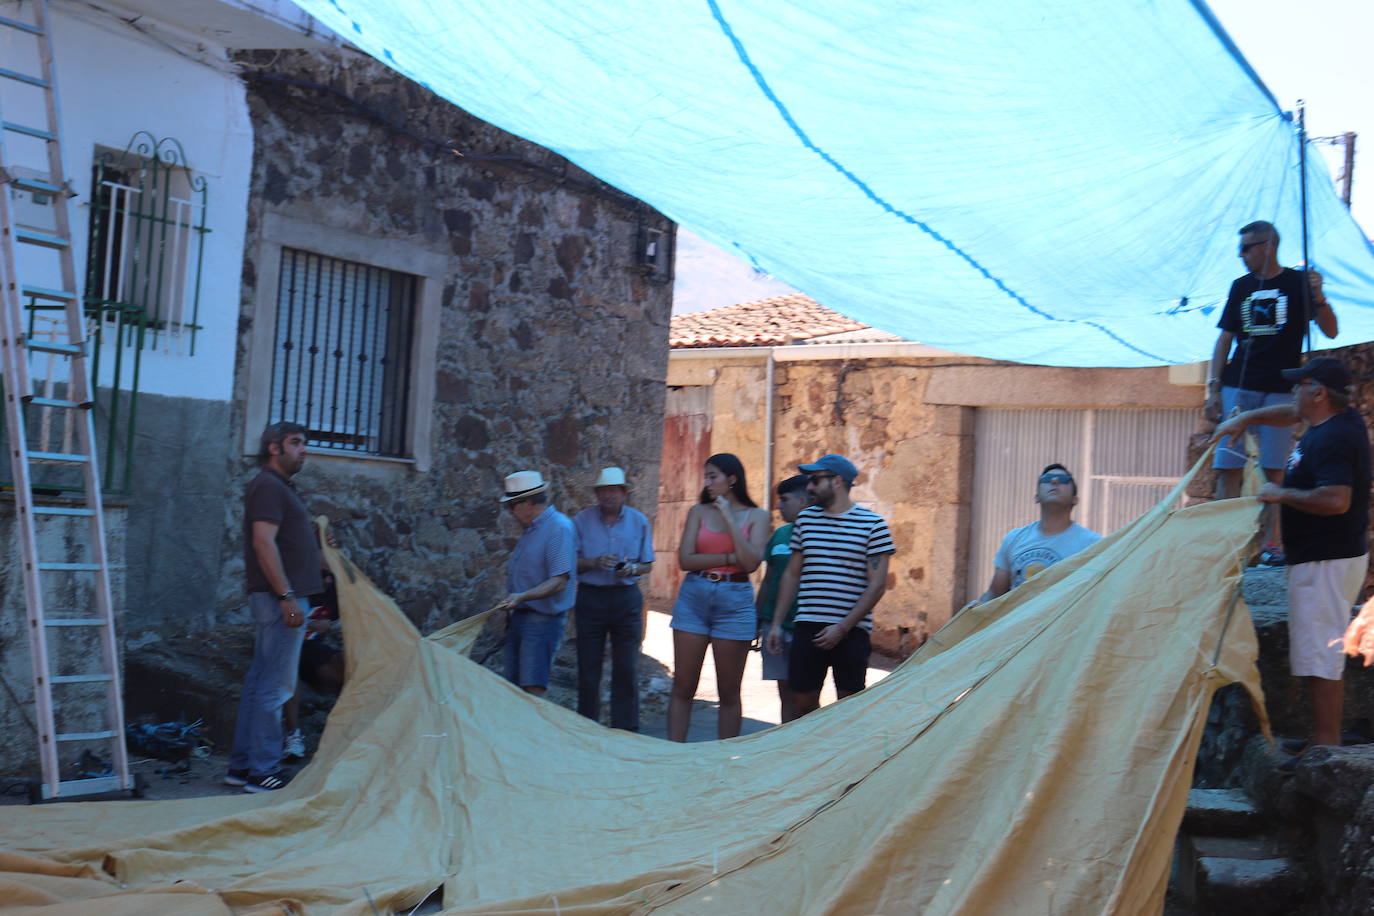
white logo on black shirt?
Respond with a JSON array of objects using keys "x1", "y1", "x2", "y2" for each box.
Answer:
[{"x1": 1240, "y1": 288, "x2": 1288, "y2": 337}]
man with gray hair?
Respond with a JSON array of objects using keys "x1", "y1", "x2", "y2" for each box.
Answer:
[
  {"x1": 494, "y1": 470, "x2": 577, "y2": 697},
  {"x1": 573, "y1": 467, "x2": 654, "y2": 730},
  {"x1": 1213, "y1": 356, "x2": 1369, "y2": 768},
  {"x1": 224, "y1": 421, "x2": 322, "y2": 793}
]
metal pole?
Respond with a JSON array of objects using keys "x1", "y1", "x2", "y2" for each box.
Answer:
[
  {"x1": 1340, "y1": 132, "x2": 1356, "y2": 207},
  {"x1": 763, "y1": 349, "x2": 774, "y2": 506},
  {"x1": 1298, "y1": 102, "x2": 1313, "y2": 358}
]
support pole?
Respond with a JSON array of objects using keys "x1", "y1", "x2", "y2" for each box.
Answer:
[{"x1": 1298, "y1": 102, "x2": 1313, "y2": 358}]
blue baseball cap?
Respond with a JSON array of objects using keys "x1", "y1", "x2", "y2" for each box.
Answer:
[{"x1": 798, "y1": 453, "x2": 858, "y2": 484}]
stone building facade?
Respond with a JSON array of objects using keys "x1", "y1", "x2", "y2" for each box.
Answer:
[
  {"x1": 1, "y1": 32, "x2": 673, "y2": 778},
  {"x1": 132, "y1": 51, "x2": 675, "y2": 748},
  {"x1": 659, "y1": 298, "x2": 1204, "y2": 658}
]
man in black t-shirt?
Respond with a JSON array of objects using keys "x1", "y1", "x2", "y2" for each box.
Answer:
[
  {"x1": 1213, "y1": 357, "x2": 1369, "y2": 761},
  {"x1": 1205, "y1": 221, "x2": 1338, "y2": 561},
  {"x1": 224, "y1": 421, "x2": 324, "y2": 793}
]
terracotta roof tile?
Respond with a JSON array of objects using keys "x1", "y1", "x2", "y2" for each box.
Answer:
[{"x1": 669, "y1": 294, "x2": 901, "y2": 348}]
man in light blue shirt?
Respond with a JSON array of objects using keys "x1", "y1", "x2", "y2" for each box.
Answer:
[
  {"x1": 966, "y1": 463, "x2": 1100, "y2": 610},
  {"x1": 495, "y1": 470, "x2": 577, "y2": 696},
  {"x1": 572, "y1": 467, "x2": 655, "y2": 730}
]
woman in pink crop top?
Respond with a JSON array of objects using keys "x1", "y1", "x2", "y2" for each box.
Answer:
[{"x1": 669, "y1": 453, "x2": 770, "y2": 741}]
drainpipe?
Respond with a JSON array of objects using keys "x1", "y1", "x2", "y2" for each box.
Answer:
[{"x1": 764, "y1": 348, "x2": 776, "y2": 505}]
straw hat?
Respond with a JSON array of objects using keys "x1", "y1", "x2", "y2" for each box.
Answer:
[
  {"x1": 591, "y1": 467, "x2": 628, "y2": 489},
  {"x1": 500, "y1": 470, "x2": 548, "y2": 503}
]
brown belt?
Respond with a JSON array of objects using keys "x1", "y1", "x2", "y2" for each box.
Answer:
[{"x1": 691, "y1": 570, "x2": 750, "y2": 583}]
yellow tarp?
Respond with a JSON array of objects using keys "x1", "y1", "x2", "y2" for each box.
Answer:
[{"x1": 0, "y1": 476, "x2": 1266, "y2": 915}]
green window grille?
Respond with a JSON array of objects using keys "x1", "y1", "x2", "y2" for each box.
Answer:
[
  {"x1": 84, "y1": 132, "x2": 209, "y2": 355},
  {"x1": 4, "y1": 133, "x2": 210, "y2": 496}
]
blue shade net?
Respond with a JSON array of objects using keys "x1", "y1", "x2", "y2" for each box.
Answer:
[{"x1": 293, "y1": 0, "x2": 1374, "y2": 367}]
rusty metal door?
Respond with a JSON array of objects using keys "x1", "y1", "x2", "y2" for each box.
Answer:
[{"x1": 647, "y1": 386, "x2": 712, "y2": 607}]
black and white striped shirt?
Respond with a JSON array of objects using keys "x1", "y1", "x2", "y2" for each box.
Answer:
[{"x1": 790, "y1": 505, "x2": 894, "y2": 630}]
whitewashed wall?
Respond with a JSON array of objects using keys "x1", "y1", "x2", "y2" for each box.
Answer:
[{"x1": 3, "y1": 0, "x2": 253, "y2": 401}]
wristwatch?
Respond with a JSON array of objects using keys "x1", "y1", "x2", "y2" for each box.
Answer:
[{"x1": 278, "y1": 589, "x2": 296, "y2": 601}]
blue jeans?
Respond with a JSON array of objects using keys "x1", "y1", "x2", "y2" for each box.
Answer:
[
  {"x1": 575, "y1": 584, "x2": 643, "y2": 730},
  {"x1": 504, "y1": 609, "x2": 566, "y2": 689},
  {"x1": 229, "y1": 592, "x2": 308, "y2": 777},
  {"x1": 1214, "y1": 386, "x2": 1293, "y2": 470}
]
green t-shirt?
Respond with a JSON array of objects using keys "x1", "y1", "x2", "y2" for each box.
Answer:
[{"x1": 757, "y1": 524, "x2": 798, "y2": 630}]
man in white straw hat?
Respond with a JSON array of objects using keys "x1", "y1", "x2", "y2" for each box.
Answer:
[
  {"x1": 494, "y1": 470, "x2": 577, "y2": 696},
  {"x1": 572, "y1": 467, "x2": 655, "y2": 730}
]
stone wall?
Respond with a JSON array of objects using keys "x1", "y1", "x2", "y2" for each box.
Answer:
[
  {"x1": 665, "y1": 353, "x2": 1201, "y2": 658},
  {"x1": 225, "y1": 48, "x2": 673, "y2": 634},
  {"x1": 0, "y1": 48, "x2": 675, "y2": 776},
  {"x1": 773, "y1": 360, "x2": 974, "y2": 656}
]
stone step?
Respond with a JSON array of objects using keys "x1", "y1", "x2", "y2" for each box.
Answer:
[
  {"x1": 1195, "y1": 855, "x2": 1305, "y2": 916},
  {"x1": 1182, "y1": 787, "x2": 1267, "y2": 836}
]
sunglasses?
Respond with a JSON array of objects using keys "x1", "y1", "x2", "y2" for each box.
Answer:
[
  {"x1": 1039, "y1": 473, "x2": 1074, "y2": 485},
  {"x1": 504, "y1": 500, "x2": 526, "y2": 512},
  {"x1": 1239, "y1": 239, "x2": 1271, "y2": 255}
]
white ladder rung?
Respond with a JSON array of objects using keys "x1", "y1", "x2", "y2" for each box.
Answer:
[
  {"x1": 37, "y1": 562, "x2": 102, "y2": 572},
  {"x1": 32, "y1": 505, "x2": 95, "y2": 517},
  {"x1": 25, "y1": 339, "x2": 82, "y2": 356},
  {"x1": 20, "y1": 284, "x2": 76, "y2": 302},
  {"x1": 0, "y1": 15, "x2": 43, "y2": 36},
  {"x1": 43, "y1": 775, "x2": 128, "y2": 799},
  {"x1": 2, "y1": 121, "x2": 55, "y2": 141},
  {"x1": 26, "y1": 396, "x2": 85, "y2": 409},
  {"x1": 43, "y1": 617, "x2": 104, "y2": 627},
  {"x1": 50, "y1": 674, "x2": 113, "y2": 684},
  {"x1": 15, "y1": 228, "x2": 69, "y2": 248},
  {"x1": 28, "y1": 450, "x2": 89, "y2": 464},
  {"x1": 0, "y1": 67, "x2": 48, "y2": 88},
  {"x1": 54, "y1": 730, "x2": 118, "y2": 742},
  {"x1": 9, "y1": 175, "x2": 61, "y2": 195}
]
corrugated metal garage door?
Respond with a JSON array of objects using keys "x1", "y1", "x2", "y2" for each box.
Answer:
[{"x1": 967, "y1": 408, "x2": 1198, "y2": 601}]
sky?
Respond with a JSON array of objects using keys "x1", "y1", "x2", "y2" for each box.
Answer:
[
  {"x1": 1205, "y1": 0, "x2": 1369, "y2": 232},
  {"x1": 673, "y1": 0, "x2": 1369, "y2": 316}
]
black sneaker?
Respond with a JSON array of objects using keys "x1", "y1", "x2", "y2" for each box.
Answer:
[
  {"x1": 243, "y1": 770, "x2": 290, "y2": 793},
  {"x1": 222, "y1": 768, "x2": 249, "y2": 787}
]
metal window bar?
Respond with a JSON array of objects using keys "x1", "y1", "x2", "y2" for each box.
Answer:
[
  {"x1": 0, "y1": 134, "x2": 210, "y2": 496},
  {"x1": 270, "y1": 248, "x2": 417, "y2": 457},
  {"x1": 84, "y1": 134, "x2": 209, "y2": 355}
]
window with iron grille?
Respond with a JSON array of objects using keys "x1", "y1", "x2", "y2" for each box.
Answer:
[
  {"x1": 84, "y1": 135, "x2": 209, "y2": 355},
  {"x1": 269, "y1": 248, "x2": 418, "y2": 458}
]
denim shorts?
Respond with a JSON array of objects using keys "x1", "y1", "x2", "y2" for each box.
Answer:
[
  {"x1": 671, "y1": 574, "x2": 755, "y2": 641},
  {"x1": 504, "y1": 609, "x2": 566, "y2": 689},
  {"x1": 1214, "y1": 387, "x2": 1293, "y2": 470}
]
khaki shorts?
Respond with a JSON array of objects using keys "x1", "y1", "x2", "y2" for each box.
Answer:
[{"x1": 1287, "y1": 555, "x2": 1367, "y2": 680}]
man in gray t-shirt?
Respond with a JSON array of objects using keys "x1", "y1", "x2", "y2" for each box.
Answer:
[
  {"x1": 966, "y1": 463, "x2": 1101, "y2": 610},
  {"x1": 226, "y1": 421, "x2": 323, "y2": 793}
]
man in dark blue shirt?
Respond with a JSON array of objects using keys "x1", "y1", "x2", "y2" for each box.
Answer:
[{"x1": 1214, "y1": 357, "x2": 1369, "y2": 761}]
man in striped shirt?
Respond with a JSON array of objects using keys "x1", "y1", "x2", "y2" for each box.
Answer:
[{"x1": 766, "y1": 454, "x2": 894, "y2": 718}]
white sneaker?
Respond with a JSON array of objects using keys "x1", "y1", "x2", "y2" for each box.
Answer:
[{"x1": 283, "y1": 729, "x2": 305, "y2": 759}]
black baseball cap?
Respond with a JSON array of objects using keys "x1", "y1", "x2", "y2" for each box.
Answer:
[{"x1": 1281, "y1": 356, "x2": 1352, "y2": 390}]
